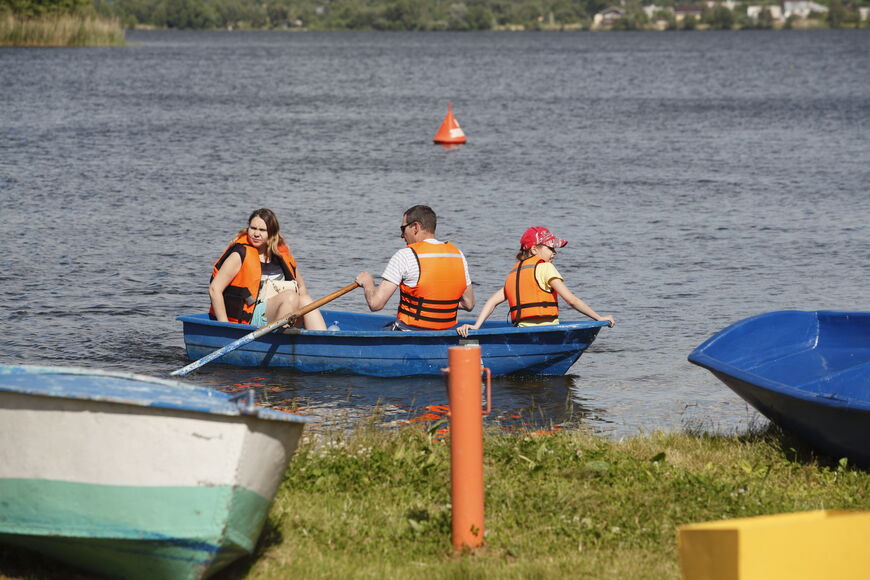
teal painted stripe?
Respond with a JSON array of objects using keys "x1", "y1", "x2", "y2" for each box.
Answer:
[{"x1": 0, "y1": 478, "x2": 271, "y2": 578}]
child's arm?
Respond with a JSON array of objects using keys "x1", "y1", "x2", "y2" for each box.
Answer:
[
  {"x1": 456, "y1": 288, "x2": 507, "y2": 337},
  {"x1": 550, "y1": 279, "x2": 615, "y2": 327}
]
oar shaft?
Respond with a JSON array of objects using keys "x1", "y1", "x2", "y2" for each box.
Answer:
[
  {"x1": 170, "y1": 282, "x2": 359, "y2": 377},
  {"x1": 169, "y1": 332, "x2": 258, "y2": 377},
  {"x1": 295, "y1": 282, "x2": 360, "y2": 319}
]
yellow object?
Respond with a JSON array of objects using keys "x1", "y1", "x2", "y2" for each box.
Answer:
[{"x1": 678, "y1": 510, "x2": 870, "y2": 580}]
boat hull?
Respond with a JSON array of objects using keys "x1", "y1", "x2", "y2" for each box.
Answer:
[
  {"x1": 177, "y1": 310, "x2": 608, "y2": 377},
  {"x1": 0, "y1": 365, "x2": 312, "y2": 579},
  {"x1": 689, "y1": 310, "x2": 870, "y2": 465}
]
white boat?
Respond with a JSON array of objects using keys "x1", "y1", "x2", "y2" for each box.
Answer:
[{"x1": 0, "y1": 364, "x2": 314, "y2": 579}]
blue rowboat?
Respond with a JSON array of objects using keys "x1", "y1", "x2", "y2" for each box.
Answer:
[
  {"x1": 688, "y1": 310, "x2": 870, "y2": 466},
  {"x1": 0, "y1": 364, "x2": 314, "y2": 579},
  {"x1": 177, "y1": 310, "x2": 609, "y2": 377}
]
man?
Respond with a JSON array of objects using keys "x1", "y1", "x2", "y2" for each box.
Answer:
[{"x1": 355, "y1": 205, "x2": 475, "y2": 330}]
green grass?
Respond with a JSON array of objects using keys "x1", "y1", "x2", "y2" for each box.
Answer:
[
  {"x1": 224, "y1": 421, "x2": 868, "y2": 579},
  {"x1": 1, "y1": 422, "x2": 868, "y2": 579},
  {"x1": 0, "y1": 13, "x2": 125, "y2": 47}
]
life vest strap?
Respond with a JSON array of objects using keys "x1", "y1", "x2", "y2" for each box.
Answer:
[
  {"x1": 509, "y1": 263, "x2": 538, "y2": 274},
  {"x1": 399, "y1": 304, "x2": 460, "y2": 315},
  {"x1": 400, "y1": 293, "x2": 461, "y2": 306},
  {"x1": 509, "y1": 301, "x2": 557, "y2": 313},
  {"x1": 397, "y1": 307, "x2": 458, "y2": 324},
  {"x1": 399, "y1": 291, "x2": 460, "y2": 322},
  {"x1": 400, "y1": 294, "x2": 460, "y2": 313}
]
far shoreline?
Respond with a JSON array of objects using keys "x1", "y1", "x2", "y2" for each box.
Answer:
[
  {"x1": 4, "y1": 16, "x2": 862, "y2": 48},
  {"x1": 125, "y1": 20, "x2": 862, "y2": 33}
]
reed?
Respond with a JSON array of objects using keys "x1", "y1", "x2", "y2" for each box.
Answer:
[{"x1": 0, "y1": 13, "x2": 125, "y2": 47}]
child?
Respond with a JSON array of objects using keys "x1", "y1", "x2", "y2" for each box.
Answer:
[{"x1": 456, "y1": 227, "x2": 615, "y2": 337}]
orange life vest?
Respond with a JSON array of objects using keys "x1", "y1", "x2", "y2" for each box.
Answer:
[
  {"x1": 504, "y1": 257, "x2": 559, "y2": 325},
  {"x1": 397, "y1": 241, "x2": 467, "y2": 330},
  {"x1": 209, "y1": 234, "x2": 297, "y2": 324}
]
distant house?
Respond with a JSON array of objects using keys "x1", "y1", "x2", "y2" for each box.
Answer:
[
  {"x1": 674, "y1": 5, "x2": 703, "y2": 21},
  {"x1": 747, "y1": 5, "x2": 784, "y2": 20},
  {"x1": 699, "y1": 0, "x2": 737, "y2": 8},
  {"x1": 592, "y1": 7, "x2": 625, "y2": 28},
  {"x1": 643, "y1": 5, "x2": 674, "y2": 19},
  {"x1": 642, "y1": 5, "x2": 674, "y2": 30},
  {"x1": 783, "y1": 1, "x2": 828, "y2": 19},
  {"x1": 859, "y1": 7, "x2": 870, "y2": 21}
]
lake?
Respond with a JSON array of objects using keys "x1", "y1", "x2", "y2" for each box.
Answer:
[{"x1": 1, "y1": 29, "x2": 867, "y2": 436}]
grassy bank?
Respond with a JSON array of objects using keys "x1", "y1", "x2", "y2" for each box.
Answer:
[
  {"x1": 0, "y1": 13, "x2": 125, "y2": 47},
  {"x1": 1, "y1": 422, "x2": 868, "y2": 579}
]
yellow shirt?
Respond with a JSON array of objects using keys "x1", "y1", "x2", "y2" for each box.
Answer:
[{"x1": 517, "y1": 262, "x2": 562, "y2": 327}]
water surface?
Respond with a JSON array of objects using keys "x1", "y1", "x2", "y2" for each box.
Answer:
[{"x1": 1, "y1": 30, "x2": 867, "y2": 435}]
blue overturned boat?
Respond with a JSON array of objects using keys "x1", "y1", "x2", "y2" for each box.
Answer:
[
  {"x1": 688, "y1": 310, "x2": 870, "y2": 466},
  {"x1": 177, "y1": 309, "x2": 609, "y2": 377}
]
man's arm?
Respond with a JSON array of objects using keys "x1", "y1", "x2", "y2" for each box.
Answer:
[
  {"x1": 355, "y1": 272, "x2": 399, "y2": 312},
  {"x1": 458, "y1": 250, "x2": 475, "y2": 311},
  {"x1": 456, "y1": 288, "x2": 502, "y2": 336},
  {"x1": 355, "y1": 248, "x2": 410, "y2": 312},
  {"x1": 459, "y1": 283, "x2": 475, "y2": 311}
]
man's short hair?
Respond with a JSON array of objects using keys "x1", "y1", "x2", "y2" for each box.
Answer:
[{"x1": 403, "y1": 205, "x2": 437, "y2": 233}]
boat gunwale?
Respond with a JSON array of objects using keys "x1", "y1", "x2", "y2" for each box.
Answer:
[
  {"x1": 0, "y1": 365, "x2": 316, "y2": 424},
  {"x1": 176, "y1": 312, "x2": 610, "y2": 338},
  {"x1": 688, "y1": 310, "x2": 870, "y2": 412}
]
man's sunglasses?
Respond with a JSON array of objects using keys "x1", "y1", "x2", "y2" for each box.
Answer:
[{"x1": 399, "y1": 221, "x2": 417, "y2": 236}]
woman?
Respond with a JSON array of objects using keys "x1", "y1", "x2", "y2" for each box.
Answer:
[
  {"x1": 209, "y1": 208, "x2": 327, "y2": 330},
  {"x1": 456, "y1": 226, "x2": 614, "y2": 337}
]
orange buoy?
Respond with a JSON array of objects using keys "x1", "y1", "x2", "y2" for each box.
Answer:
[{"x1": 433, "y1": 103, "x2": 467, "y2": 145}]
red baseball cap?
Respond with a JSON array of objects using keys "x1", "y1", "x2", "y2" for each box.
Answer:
[{"x1": 520, "y1": 227, "x2": 568, "y2": 250}]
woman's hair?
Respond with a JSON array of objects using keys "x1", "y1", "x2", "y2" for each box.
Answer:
[
  {"x1": 516, "y1": 244, "x2": 557, "y2": 261},
  {"x1": 516, "y1": 247, "x2": 536, "y2": 261},
  {"x1": 236, "y1": 208, "x2": 287, "y2": 257}
]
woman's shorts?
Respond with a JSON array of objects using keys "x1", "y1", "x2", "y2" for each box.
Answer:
[{"x1": 251, "y1": 300, "x2": 268, "y2": 327}]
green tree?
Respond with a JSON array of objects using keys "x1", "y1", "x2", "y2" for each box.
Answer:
[
  {"x1": 550, "y1": 0, "x2": 586, "y2": 24},
  {"x1": 682, "y1": 13, "x2": 697, "y2": 30},
  {"x1": 383, "y1": 0, "x2": 424, "y2": 30},
  {"x1": 657, "y1": 9, "x2": 677, "y2": 30},
  {"x1": 466, "y1": 4, "x2": 494, "y2": 29},
  {"x1": 156, "y1": 0, "x2": 217, "y2": 28},
  {"x1": 827, "y1": 0, "x2": 846, "y2": 28},
  {"x1": 1, "y1": 0, "x2": 91, "y2": 16},
  {"x1": 611, "y1": 6, "x2": 648, "y2": 30},
  {"x1": 702, "y1": 4, "x2": 734, "y2": 29},
  {"x1": 757, "y1": 7, "x2": 774, "y2": 29},
  {"x1": 446, "y1": 2, "x2": 469, "y2": 28},
  {"x1": 506, "y1": 0, "x2": 544, "y2": 28}
]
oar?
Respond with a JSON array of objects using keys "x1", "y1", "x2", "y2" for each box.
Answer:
[{"x1": 170, "y1": 282, "x2": 360, "y2": 377}]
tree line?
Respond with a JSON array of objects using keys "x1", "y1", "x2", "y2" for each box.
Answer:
[
  {"x1": 92, "y1": 0, "x2": 610, "y2": 31},
  {"x1": 2, "y1": 0, "x2": 91, "y2": 17},
  {"x1": 2, "y1": 0, "x2": 864, "y2": 30}
]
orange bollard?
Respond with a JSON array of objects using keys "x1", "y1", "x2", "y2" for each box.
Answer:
[
  {"x1": 446, "y1": 345, "x2": 487, "y2": 551},
  {"x1": 433, "y1": 102, "x2": 468, "y2": 145}
]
